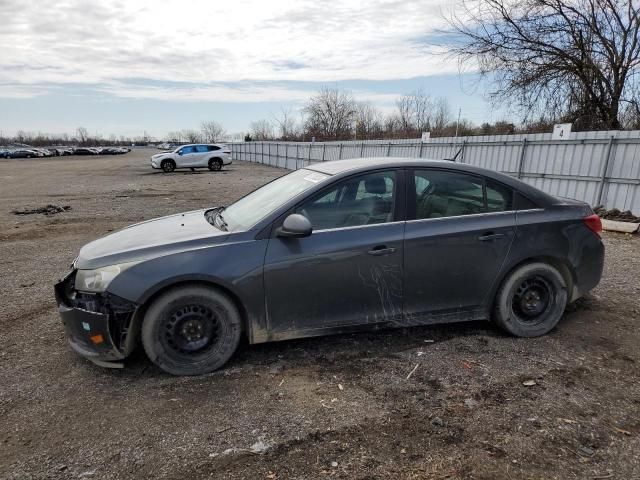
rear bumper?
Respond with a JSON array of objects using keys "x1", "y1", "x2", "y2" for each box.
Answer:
[
  {"x1": 54, "y1": 271, "x2": 138, "y2": 366},
  {"x1": 571, "y1": 237, "x2": 605, "y2": 301}
]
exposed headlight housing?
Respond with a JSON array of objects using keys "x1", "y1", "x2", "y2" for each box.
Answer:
[{"x1": 75, "y1": 261, "x2": 140, "y2": 293}]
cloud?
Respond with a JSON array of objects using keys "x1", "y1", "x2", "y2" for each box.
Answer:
[{"x1": 0, "y1": 0, "x2": 459, "y2": 101}]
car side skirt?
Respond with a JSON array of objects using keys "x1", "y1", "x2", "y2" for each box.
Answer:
[{"x1": 250, "y1": 308, "x2": 487, "y2": 343}]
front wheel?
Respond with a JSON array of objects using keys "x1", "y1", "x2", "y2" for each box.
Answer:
[
  {"x1": 492, "y1": 262, "x2": 568, "y2": 337},
  {"x1": 141, "y1": 285, "x2": 242, "y2": 375},
  {"x1": 208, "y1": 158, "x2": 223, "y2": 171},
  {"x1": 161, "y1": 159, "x2": 176, "y2": 173}
]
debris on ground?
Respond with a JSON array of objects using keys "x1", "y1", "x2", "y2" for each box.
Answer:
[
  {"x1": 430, "y1": 417, "x2": 444, "y2": 427},
  {"x1": 249, "y1": 438, "x2": 272, "y2": 454},
  {"x1": 594, "y1": 206, "x2": 640, "y2": 223},
  {"x1": 12, "y1": 204, "x2": 71, "y2": 216},
  {"x1": 522, "y1": 379, "x2": 537, "y2": 386},
  {"x1": 601, "y1": 218, "x2": 639, "y2": 234},
  {"x1": 406, "y1": 363, "x2": 419, "y2": 379}
]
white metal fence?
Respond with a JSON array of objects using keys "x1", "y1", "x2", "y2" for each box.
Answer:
[{"x1": 231, "y1": 130, "x2": 640, "y2": 214}]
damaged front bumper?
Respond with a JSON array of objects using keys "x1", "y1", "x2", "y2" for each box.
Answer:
[{"x1": 54, "y1": 270, "x2": 139, "y2": 368}]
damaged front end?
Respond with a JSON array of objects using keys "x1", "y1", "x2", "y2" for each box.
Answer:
[{"x1": 54, "y1": 270, "x2": 139, "y2": 368}]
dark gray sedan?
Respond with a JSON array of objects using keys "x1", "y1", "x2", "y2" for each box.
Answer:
[{"x1": 54, "y1": 158, "x2": 604, "y2": 375}]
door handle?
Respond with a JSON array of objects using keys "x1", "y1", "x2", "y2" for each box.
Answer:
[
  {"x1": 478, "y1": 232, "x2": 506, "y2": 241},
  {"x1": 368, "y1": 245, "x2": 396, "y2": 256}
]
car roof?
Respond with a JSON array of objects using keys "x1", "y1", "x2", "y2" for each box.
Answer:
[
  {"x1": 306, "y1": 157, "x2": 557, "y2": 206},
  {"x1": 181, "y1": 143, "x2": 223, "y2": 147}
]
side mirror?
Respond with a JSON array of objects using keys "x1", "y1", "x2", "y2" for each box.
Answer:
[{"x1": 276, "y1": 214, "x2": 312, "y2": 238}]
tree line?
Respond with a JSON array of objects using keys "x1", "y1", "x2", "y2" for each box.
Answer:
[
  {"x1": 1, "y1": 121, "x2": 228, "y2": 148},
  {"x1": 244, "y1": 86, "x2": 620, "y2": 143}
]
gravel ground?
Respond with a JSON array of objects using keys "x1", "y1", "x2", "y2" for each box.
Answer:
[{"x1": 0, "y1": 149, "x2": 638, "y2": 480}]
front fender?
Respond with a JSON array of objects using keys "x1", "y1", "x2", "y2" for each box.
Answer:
[{"x1": 106, "y1": 240, "x2": 268, "y2": 340}]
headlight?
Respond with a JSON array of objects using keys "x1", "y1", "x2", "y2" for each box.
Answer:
[{"x1": 75, "y1": 261, "x2": 140, "y2": 293}]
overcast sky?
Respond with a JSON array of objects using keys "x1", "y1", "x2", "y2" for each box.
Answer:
[{"x1": 0, "y1": 0, "x2": 505, "y2": 139}]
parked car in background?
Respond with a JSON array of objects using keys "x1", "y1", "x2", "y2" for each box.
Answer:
[
  {"x1": 100, "y1": 147, "x2": 130, "y2": 155},
  {"x1": 55, "y1": 157, "x2": 604, "y2": 375},
  {"x1": 56, "y1": 147, "x2": 74, "y2": 156},
  {"x1": 73, "y1": 147, "x2": 99, "y2": 155},
  {"x1": 5, "y1": 149, "x2": 45, "y2": 158},
  {"x1": 150, "y1": 144, "x2": 232, "y2": 172}
]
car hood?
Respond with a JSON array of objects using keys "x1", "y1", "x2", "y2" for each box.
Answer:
[
  {"x1": 152, "y1": 152, "x2": 173, "y2": 159},
  {"x1": 75, "y1": 209, "x2": 229, "y2": 269}
]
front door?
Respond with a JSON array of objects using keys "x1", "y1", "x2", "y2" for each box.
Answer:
[
  {"x1": 176, "y1": 145, "x2": 198, "y2": 167},
  {"x1": 263, "y1": 169, "x2": 405, "y2": 336},
  {"x1": 403, "y1": 169, "x2": 516, "y2": 322}
]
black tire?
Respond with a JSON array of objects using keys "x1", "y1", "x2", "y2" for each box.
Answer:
[
  {"x1": 141, "y1": 285, "x2": 242, "y2": 375},
  {"x1": 208, "y1": 158, "x2": 223, "y2": 171},
  {"x1": 493, "y1": 262, "x2": 568, "y2": 337},
  {"x1": 161, "y1": 159, "x2": 176, "y2": 173}
]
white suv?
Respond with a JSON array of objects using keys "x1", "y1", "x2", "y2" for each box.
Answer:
[{"x1": 151, "y1": 144, "x2": 232, "y2": 173}]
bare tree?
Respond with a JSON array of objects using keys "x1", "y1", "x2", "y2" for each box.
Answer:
[
  {"x1": 250, "y1": 120, "x2": 275, "y2": 140},
  {"x1": 395, "y1": 95, "x2": 414, "y2": 135},
  {"x1": 76, "y1": 127, "x2": 89, "y2": 145},
  {"x1": 394, "y1": 90, "x2": 446, "y2": 135},
  {"x1": 200, "y1": 121, "x2": 226, "y2": 143},
  {"x1": 181, "y1": 129, "x2": 202, "y2": 143},
  {"x1": 165, "y1": 131, "x2": 182, "y2": 143},
  {"x1": 273, "y1": 108, "x2": 298, "y2": 140},
  {"x1": 432, "y1": 98, "x2": 452, "y2": 134},
  {"x1": 447, "y1": 0, "x2": 640, "y2": 129},
  {"x1": 304, "y1": 87, "x2": 357, "y2": 140},
  {"x1": 355, "y1": 102, "x2": 384, "y2": 139}
]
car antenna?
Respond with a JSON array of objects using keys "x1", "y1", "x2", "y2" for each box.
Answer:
[{"x1": 443, "y1": 146, "x2": 463, "y2": 162}]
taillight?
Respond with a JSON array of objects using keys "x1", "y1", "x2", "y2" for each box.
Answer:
[
  {"x1": 223, "y1": 150, "x2": 231, "y2": 154},
  {"x1": 584, "y1": 214, "x2": 602, "y2": 237}
]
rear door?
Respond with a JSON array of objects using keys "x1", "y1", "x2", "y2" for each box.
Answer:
[
  {"x1": 263, "y1": 169, "x2": 406, "y2": 335},
  {"x1": 403, "y1": 168, "x2": 516, "y2": 321},
  {"x1": 194, "y1": 145, "x2": 210, "y2": 166}
]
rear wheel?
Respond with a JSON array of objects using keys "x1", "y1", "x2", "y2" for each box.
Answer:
[
  {"x1": 161, "y1": 159, "x2": 176, "y2": 173},
  {"x1": 208, "y1": 158, "x2": 223, "y2": 171},
  {"x1": 141, "y1": 285, "x2": 242, "y2": 375},
  {"x1": 493, "y1": 262, "x2": 568, "y2": 337}
]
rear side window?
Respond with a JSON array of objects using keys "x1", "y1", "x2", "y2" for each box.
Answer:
[
  {"x1": 486, "y1": 179, "x2": 513, "y2": 212},
  {"x1": 195, "y1": 145, "x2": 209, "y2": 153},
  {"x1": 207, "y1": 145, "x2": 221, "y2": 151},
  {"x1": 412, "y1": 170, "x2": 518, "y2": 219},
  {"x1": 514, "y1": 192, "x2": 539, "y2": 210}
]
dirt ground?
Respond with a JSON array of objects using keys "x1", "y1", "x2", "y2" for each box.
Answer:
[{"x1": 1, "y1": 149, "x2": 639, "y2": 480}]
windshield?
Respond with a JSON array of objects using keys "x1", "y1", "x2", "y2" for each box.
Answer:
[{"x1": 222, "y1": 168, "x2": 329, "y2": 231}]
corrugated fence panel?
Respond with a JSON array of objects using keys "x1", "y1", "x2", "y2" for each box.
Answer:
[{"x1": 231, "y1": 131, "x2": 640, "y2": 213}]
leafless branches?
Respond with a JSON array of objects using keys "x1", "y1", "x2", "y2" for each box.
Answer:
[
  {"x1": 303, "y1": 87, "x2": 358, "y2": 140},
  {"x1": 200, "y1": 120, "x2": 226, "y2": 143},
  {"x1": 447, "y1": 0, "x2": 640, "y2": 129}
]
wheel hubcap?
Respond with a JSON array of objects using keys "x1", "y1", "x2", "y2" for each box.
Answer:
[
  {"x1": 512, "y1": 276, "x2": 552, "y2": 321},
  {"x1": 164, "y1": 305, "x2": 220, "y2": 355}
]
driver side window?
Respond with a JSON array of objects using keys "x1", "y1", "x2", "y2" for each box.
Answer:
[{"x1": 296, "y1": 171, "x2": 396, "y2": 230}]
